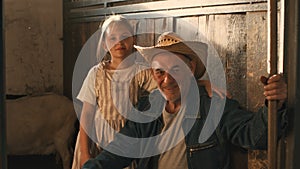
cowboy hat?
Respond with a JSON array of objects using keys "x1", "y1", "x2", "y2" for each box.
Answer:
[{"x1": 134, "y1": 31, "x2": 207, "y2": 79}]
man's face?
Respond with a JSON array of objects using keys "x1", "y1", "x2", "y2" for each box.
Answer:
[{"x1": 151, "y1": 52, "x2": 195, "y2": 103}]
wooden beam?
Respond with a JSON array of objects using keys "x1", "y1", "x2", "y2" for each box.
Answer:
[
  {"x1": 0, "y1": 0, "x2": 7, "y2": 168},
  {"x1": 67, "y1": 3, "x2": 268, "y2": 23},
  {"x1": 267, "y1": 0, "x2": 278, "y2": 168},
  {"x1": 284, "y1": 0, "x2": 300, "y2": 168},
  {"x1": 67, "y1": 0, "x2": 267, "y2": 19},
  {"x1": 65, "y1": 0, "x2": 126, "y2": 9}
]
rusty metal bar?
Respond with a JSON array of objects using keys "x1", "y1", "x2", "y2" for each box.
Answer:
[
  {"x1": 0, "y1": 0, "x2": 7, "y2": 168},
  {"x1": 267, "y1": 0, "x2": 278, "y2": 168}
]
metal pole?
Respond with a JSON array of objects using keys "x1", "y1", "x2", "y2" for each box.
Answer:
[
  {"x1": 267, "y1": 0, "x2": 278, "y2": 169},
  {"x1": 0, "y1": 0, "x2": 7, "y2": 168}
]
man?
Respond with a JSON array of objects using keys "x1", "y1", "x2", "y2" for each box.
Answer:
[{"x1": 82, "y1": 32, "x2": 287, "y2": 169}]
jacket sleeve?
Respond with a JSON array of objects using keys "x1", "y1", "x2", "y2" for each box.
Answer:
[
  {"x1": 219, "y1": 98, "x2": 287, "y2": 150},
  {"x1": 82, "y1": 120, "x2": 139, "y2": 169}
]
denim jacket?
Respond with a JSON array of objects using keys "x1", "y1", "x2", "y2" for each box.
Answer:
[{"x1": 83, "y1": 86, "x2": 287, "y2": 169}]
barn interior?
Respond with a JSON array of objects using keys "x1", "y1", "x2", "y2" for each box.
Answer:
[{"x1": 0, "y1": 0, "x2": 299, "y2": 169}]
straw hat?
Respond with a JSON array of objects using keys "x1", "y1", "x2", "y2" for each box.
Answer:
[{"x1": 134, "y1": 32, "x2": 207, "y2": 79}]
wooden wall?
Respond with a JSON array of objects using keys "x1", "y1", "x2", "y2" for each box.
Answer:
[{"x1": 63, "y1": 0, "x2": 274, "y2": 168}]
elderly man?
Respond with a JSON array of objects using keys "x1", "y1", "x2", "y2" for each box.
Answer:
[{"x1": 82, "y1": 32, "x2": 287, "y2": 169}]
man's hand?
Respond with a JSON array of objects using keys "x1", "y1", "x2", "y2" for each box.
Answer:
[{"x1": 260, "y1": 74, "x2": 287, "y2": 109}]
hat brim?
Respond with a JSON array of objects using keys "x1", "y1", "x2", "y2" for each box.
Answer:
[{"x1": 134, "y1": 41, "x2": 207, "y2": 79}]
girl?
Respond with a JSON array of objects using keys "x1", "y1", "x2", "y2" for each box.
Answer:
[{"x1": 72, "y1": 15, "x2": 156, "y2": 169}]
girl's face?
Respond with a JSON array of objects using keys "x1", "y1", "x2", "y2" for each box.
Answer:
[{"x1": 104, "y1": 22, "x2": 134, "y2": 60}]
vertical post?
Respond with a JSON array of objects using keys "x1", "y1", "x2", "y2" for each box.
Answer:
[
  {"x1": 267, "y1": 0, "x2": 278, "y2": 169},
  {"x1": 284, "y1": 0, "x2": 300, "y2": 168},
  {"x1": 0, "y1": 0, "x2": 7, "y2": 169}
]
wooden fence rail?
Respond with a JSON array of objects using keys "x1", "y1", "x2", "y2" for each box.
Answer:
[{"x1": 64, "y1": 0, "x2": 268, "y2": 22}]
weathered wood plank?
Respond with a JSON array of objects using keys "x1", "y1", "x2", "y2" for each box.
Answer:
[
  {"x1": 63, "y1": 22, "x2": 99, "y2": 98},
  {"x1": 154, "y1": 17, "x2": 174, "y2": 36},
  {"x1": 136, "y1": 18, "x2": 155, "y2": 47},
  {"x1": 246, "y1": 11, "x2": 268, "y2": 169},
  {"x1": 246, "y1": 12, "x2": 268, "y2": 111},
  {"x1": 197, "y1": 15, "x2": 247, "y2": 106},
  {"x1": 175, "y1": 17, "x2": 199, "y2": 41}
]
